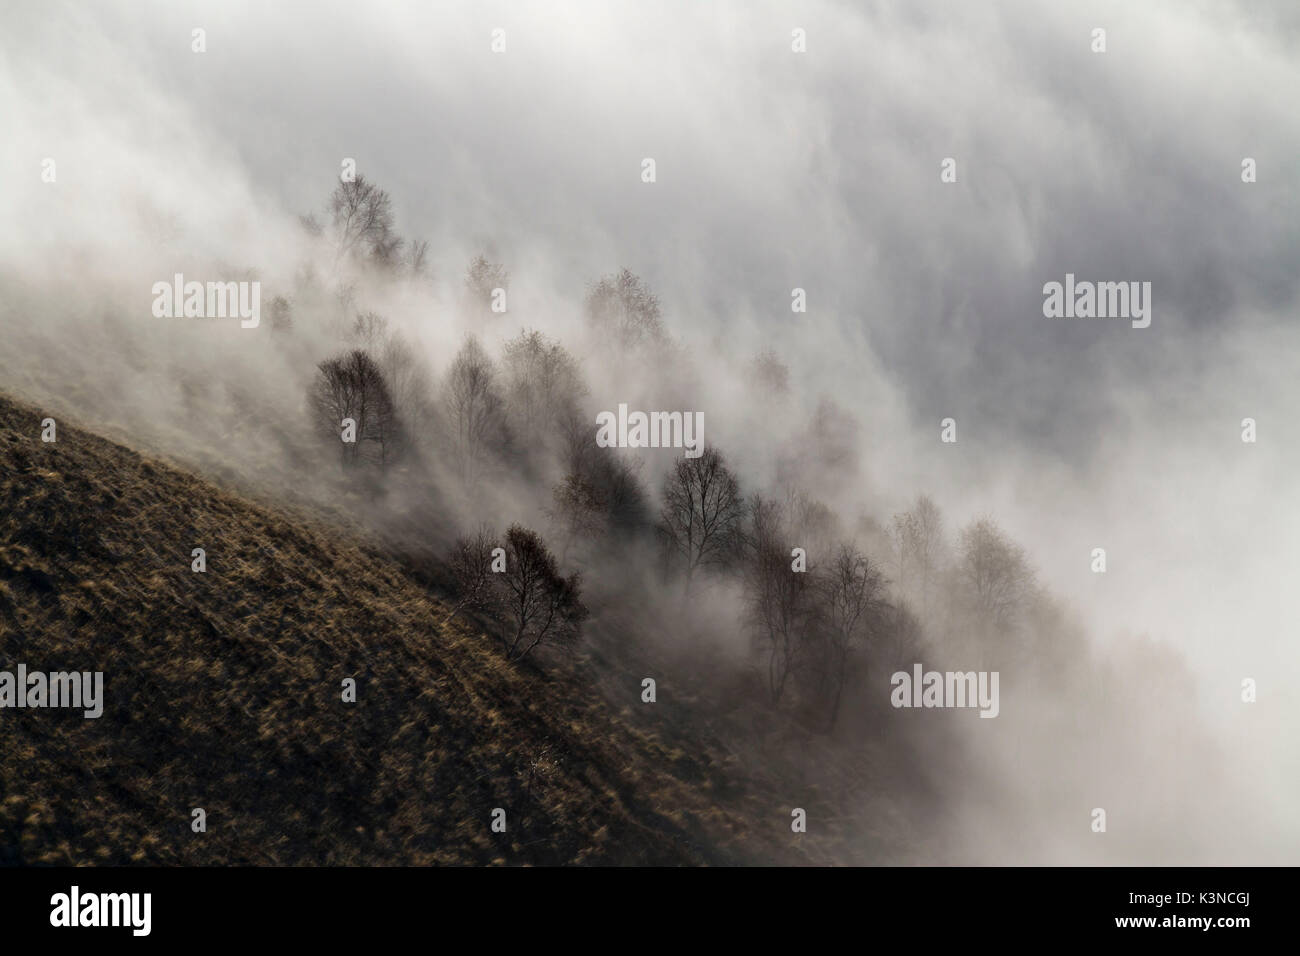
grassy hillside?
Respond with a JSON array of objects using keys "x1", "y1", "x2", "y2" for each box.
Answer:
[{"x1": 0, "y1": 391, "x2": 813, "y2": 865}]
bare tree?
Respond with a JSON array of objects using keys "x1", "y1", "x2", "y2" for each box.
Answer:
[
  {"x1": 343, "y1": 312, "x2": 434, "y2": 448},
  {"x1": 584, "y1": 268, "x2": 667, "y2": 351},
  {"x1": 593, "y1": 451, "x2": 649, "y2": 534},
  {"x1": 442, "y1": 525, "x2": 502, "y2": 627},
  {"x1": 744, "y1": 495, "x2": 820, "y2": 705},
  {"x1": 499, "y1": 525, "x2": 588, "y2": 661},
  {"x1": 658, "y1": 446, "x2": 746, "y2": 591},
  {"x1": 881, "y1": 602, "x2": 924, "y2": 673},
  {"x1": 782, "y1": 486, "x2": 839, "y2": 564},
  {"x1": 956, "y1": 517, "x2": 1035, "y2": 657},
  {"x1": 379, "y1": 333, "x2": 435, "y2": 452},
  {"x1": 329, "y1": 175, "x2": 396, "y2": 264},
  {"x1": 548, "y1": 472, "x2": 608, "y2": 562},
  {"x1": 331, "y1": 283, "x2": 358, "y2": 336},
  {"x1": 556, "y1": 406, "x2": 650, "y2": 539},
  {"x1": 310, "y1": 349, "x2": 402, "y2": 469},
  {"x1": 442, "y1": 336, "x2": 507, "y2": 484},
  {"x1": 559, "y1": 406, "x2": 598, "y2": 478},
  {"x1": 502, "y1": 329, "x2": 587, "y2": 440},
  {"x1": 350, "y1": 311, "x2": 390, "y2": 352},
  {"x1": 406, "y1": 239, "x2": 430, "y2": 279},
  {"x1": 369, "y1": 232, "x2": 406, "y2": 273},
  {"x1": 820, "y1": 543, "x2": 888, "y2": 730},
  {"x1": 875, "y1": 601, "x2": 925, "y2": 737},
  {"x1": 889, "y1": 494, "x2": 946, "y2": 621},
  {"x1": 465, "y1": 254, "x2": 509, "y2": 317}
]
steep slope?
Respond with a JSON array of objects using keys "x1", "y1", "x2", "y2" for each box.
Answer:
[{"x1": 0, "y1": 392, "x2": 808, "y2": 865}]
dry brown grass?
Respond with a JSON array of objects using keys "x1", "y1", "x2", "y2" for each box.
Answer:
[{"x1": 0, "y1": 392, "x2": 818, "y2": 865}]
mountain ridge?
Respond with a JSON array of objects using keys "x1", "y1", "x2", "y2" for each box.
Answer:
[{"x1": 0, "y1": 390, "x2": 811, "y2": 865}]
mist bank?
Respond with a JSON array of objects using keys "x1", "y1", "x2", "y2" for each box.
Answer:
[{"x1": 2, "y1": 0, "x2": 1297, "y2": 864}]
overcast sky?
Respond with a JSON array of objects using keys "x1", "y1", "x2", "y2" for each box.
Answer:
[{"x1": 6, "y1": 0, "x2": 1296, "y2": 435}]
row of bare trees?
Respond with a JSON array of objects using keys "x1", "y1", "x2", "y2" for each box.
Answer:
[
  {"x1": 309, "y1": 314, "x2": 594, "y2": 483},
  {"x1": 742, "y1": 490, "x2": 891, "y2": 728},
  {"x1": 313, "y1": 178, "x2": 675, "y2": 337},
  {"x1": 298, "y1": 175, "x2": 1047, "y2": 710},
  {"x1": 308, "y1": 309, "x2": 440, "y2": 472},
  {"x1": 651, "y1": 444, "x2": 1042, "y2": 728},
  {"x1": 886, "y1": 496, "x2": 1039, "y2": 665},
  {"x1": 651, "y1": 447, "x2": 885, "y2": 726}
]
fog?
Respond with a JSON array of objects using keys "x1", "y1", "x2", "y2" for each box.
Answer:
[{"x1": 3, "y1": 0, "x2": 1298, "y2": 864}]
